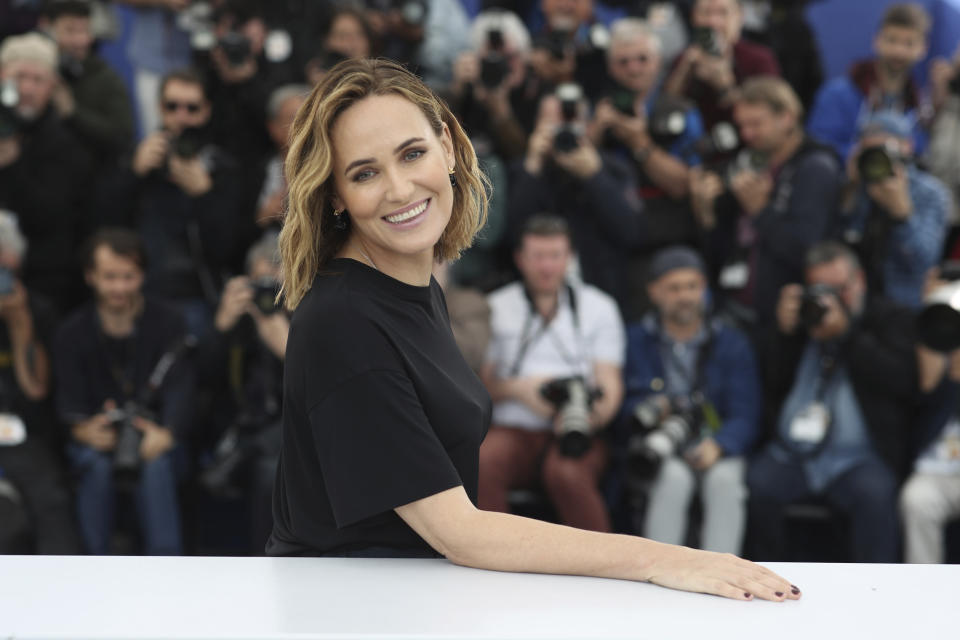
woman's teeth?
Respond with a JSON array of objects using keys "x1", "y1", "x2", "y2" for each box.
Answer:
[{"x1": 385, "y1": 200, "x2": 428, "y2": 223}]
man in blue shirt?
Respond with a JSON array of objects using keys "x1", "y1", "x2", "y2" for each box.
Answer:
[
  {"x1": 620, "y1": 246, "x2": 760, "y2": 554},
  {"x1": 835, "y1": 112, "x2": 949, "y2": 309}
]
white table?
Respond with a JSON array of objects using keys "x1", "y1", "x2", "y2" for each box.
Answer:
[{"x1": 0, "y1": 555, "x2": 953, "y2": 639}]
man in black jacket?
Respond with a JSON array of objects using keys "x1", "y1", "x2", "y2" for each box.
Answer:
[
  {"x1": 746, "y1": 241, "x2": 918, "y2": 562},
  {"x1": 0, "y1": 32, "x2": 93, "y2": 312}
]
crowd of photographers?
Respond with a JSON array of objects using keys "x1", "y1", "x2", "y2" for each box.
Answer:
[{"x1": 2, "y1": 0, "x2": 960, "y2": 564}]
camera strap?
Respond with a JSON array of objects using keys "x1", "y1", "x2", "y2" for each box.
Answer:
[
  {"x1": 96, "y1": 324, "x2": 139, "y2": 402},
  {"x1": 508, "y1": 283, "x2": 585, "y2": 377},
  {"x1": 658, "y1": 319, "x2": 720, "y2": 433}
]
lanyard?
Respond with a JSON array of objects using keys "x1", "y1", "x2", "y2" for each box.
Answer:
[{"x1": 507, "y1": 283, "x2": 586, "y2": 378}]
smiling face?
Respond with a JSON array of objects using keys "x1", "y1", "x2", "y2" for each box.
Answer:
[
  {"x1": 608, "y1": 35, "x2": 660, "y2": 95},
  {"x1": 330, "y1": 93, "x2": 456, "y2": 268}
]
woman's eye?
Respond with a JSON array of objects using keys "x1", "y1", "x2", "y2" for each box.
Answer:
[
  {"x1": 404, "y1": 149, "x2": 425, "y2": 161},
  {"x1": 352, "y1": 169, "x2": 375, "y2": 182}
]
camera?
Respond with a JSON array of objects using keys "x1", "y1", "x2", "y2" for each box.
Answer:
[
  {"x1": 648, "y1": 95, "x2": 692, "y2": 146},
  {"x1": 535, "y1": 28, "x2": 572, "y2": 61},
  {"x1": 218, "y1": 31, "x2": 252, "y2": 66},
  {"x1": 553, "y1": 83, "x2": 583, "y2": 153},
  {"x1": 250, "y1": 277, "x2": 282, "y2": 315},
  {"x1": 691, "y1": 26, "x2": 723, "y2": 57},
  {"x1": 540, "y1": 377, "x2": 602, "y2": 458},
  {"x1": 627, "y1": 394, "x2": 704, "y2": 482},
  {"x1": 798, "y1": 283, "x2": 840, "y2": 331},
  {"x1": 368, "y1": 0, "x2": 428, "y2": 26},
  {"x1": 480, "y1": 28, "x2": 509, "y2": 89},
  {"x1": 918, "y1": 261, "x2": 960, "y2": 351},
  {"x1": 199, "y1": 413, "x2": 274, "y2": 498},
  {"x1": 0, "y1": 80, "x2": 22, "y2": 139},
  {"x1": 171, "y1": 126, "x2": 206, "y2": 159},
  {"x1": 105, "y1": 402, "x2": 149, "y2": 487},
  {"x1": 689, "y1": 121, "x2": 740, "y2": 164},
  {"x1": 857, "y1": 141, "x2": 902, "y2": 184}
]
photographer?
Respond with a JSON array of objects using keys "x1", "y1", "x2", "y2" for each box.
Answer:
[
  {"x1": 509, "y1": 88, "x2": 643, "y2": 308},
  {"x1": 303, "y1": 7, "x2": 373, "y2": 85},
  {"x1": 689, "y1": 76, "x2": 842, "y2": 329},
  {"x1": 364, "y1": 0, "x2": 471, "y2": 91},
  {"x1": 836, "y1": 112, "x2": 948, "y2": 309},
  {"x1": 807, "y1": 3, "x2": 931, "y2": 161},
  {"x1": 589, "y1": 17, "x2": 706, "y2": 319},
  {"x1": 109, "y1": 67, "x2": 242, "y2": 339},
  {"x1": 662, "y1": 0, "x2": 780, "y2": 131},
  {"x1": 197, "y1": 232, "x2": 287, "y2": 553},
  {"x1": 924, "y1": 47, "x2": 960, "y2": 243},
  {"x1": 0, "y1": 210, "x2": 81, "y2": 554},
  {"x1": 39, "y1": 0, "x2": 135, "y2": 165},
  {"x1": 529, "y1": 0, "x2": 612, "y2": 102},
  {"x1": 747, "y1": 241, "x2": 918, "y2": 562},
  {"x1": 0, "y1": 32, "x2": 93, "y2": 312},
  {"x1": 479, "y1": 215, "x2": 624, "y2": 532},
  {"x1": 621, "y1": 246, "x2": 760, "y2": 554},
  {"x1": 54, "y1": 229, "x2": 195, "y2": 555}
]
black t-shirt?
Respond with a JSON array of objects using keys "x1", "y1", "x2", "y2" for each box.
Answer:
[{"x1": 267, "y1": 258, "x2": 492, "y2": 557}]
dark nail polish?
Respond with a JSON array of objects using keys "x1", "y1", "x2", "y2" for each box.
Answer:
[
  {"x1": 775, "y1": 591, "x2": 784, "y2": 598},
  {"x1": 791, "y1": 585, "x2": 801, "y2": 595},
  {"x1": 744, "y1": 592, "x2": 752, "y2": 598}
]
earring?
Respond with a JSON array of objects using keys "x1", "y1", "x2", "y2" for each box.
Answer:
[
  {"x1": 448, "y1": 167, "x2": 457, "y2": 188},
  {"x1": 333, "y1": 208, "x2": 347, "y2": 231}
]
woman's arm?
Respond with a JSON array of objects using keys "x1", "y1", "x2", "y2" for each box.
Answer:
[{"x1": 395, "y1": 486, "x2": 798, "y2": 602}]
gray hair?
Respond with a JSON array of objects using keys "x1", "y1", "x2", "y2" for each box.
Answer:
[
  {"x1": 0, "y1": 210, "x2": 27, "y2": 258},
  {"x1": 805, "y1": 241, "x2": 862, "y2": 273},
  {"x1": 470, "y1": 9, "x2": 531, "y2": 56},
  {"x1": 608, "y1": 18, "x2": 662, "y2": 58},
  {"x1": 266, "y1": 84, "x2": 310, "y2": 122},
  {"x1": 245, "y1": 230, "x2": 281, "y2": 274}
]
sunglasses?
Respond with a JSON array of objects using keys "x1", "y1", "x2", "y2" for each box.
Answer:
[{"x1": 163, "y1": 100, "x2": 202, "y2": 114}]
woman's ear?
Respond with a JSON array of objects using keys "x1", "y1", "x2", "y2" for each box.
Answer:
[
  {"x1": 440, "y1": 122, "x2": 455, "y2": 169},
  {"x1": 331, "y1": 194, "x2": 345, "y2": 212}
]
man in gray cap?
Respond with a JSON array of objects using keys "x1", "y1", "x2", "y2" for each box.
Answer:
[
  {"x1": 619, "y1": 245, "x2": 761, "y2": 554},
  {"x1": 836, "y1": 110, "x2": 949, "y2": 308}
]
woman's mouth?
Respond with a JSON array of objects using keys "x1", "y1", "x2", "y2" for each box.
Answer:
[{"x1": 384, "y1": 199, "x2": 429, "y2": 225}]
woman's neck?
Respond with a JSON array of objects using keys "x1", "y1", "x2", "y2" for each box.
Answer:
[{"x1": 340, "y1": 239, "x2": 434, "y2": 287}]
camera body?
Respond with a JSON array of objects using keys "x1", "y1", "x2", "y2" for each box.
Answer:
[
  {"x1": 628, "y1": 394, "x2": 704, "y2": 482},
  {"x1": 105, "y1": 402, "x2": 149, "y2": 485},
  {"x1": 857, "y1": 141, "x2": 903, "y2": 184},
  {"x1": 798, "y1": 283, "x2": 840, "y2": 331},
  {"x1": 540, "y1": 377, "x2": 602, "y2": 458},
  {"x1": 250, "y1": 277, "x2": 282, "y2": 315},
  {"x1": 480, "y1": 28, "x2": 509, "y2": 89},
  {"x1": 170, "y1": 126, "x2": 206, "y2": 159},
  {"x1": 553, "y1": 83, "x2": 584, "y2": 153},
  {"x1": 536, "y1": 28, "x2": 572, "y2": 61},
  {"x1": 691, "y1": 26, "x2": 723, "y2": 57},
  {"x1": 219, "y1": 31, "x2": 252, "y2": 66}
]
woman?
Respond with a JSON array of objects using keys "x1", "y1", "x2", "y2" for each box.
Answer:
[{"x1": 269, "y1": 57, "x2": 800, "y2": 603}]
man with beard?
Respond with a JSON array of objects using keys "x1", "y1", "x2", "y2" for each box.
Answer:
[
  {"x1": 619, "y1": 246, "x2": 760, "y2": 554},
  {"x1": 54, "y1": 229, "x2": 195, "y2": 555},
  {"x1": 808, "y1": 3, "x2": 932, "y2": 160}
]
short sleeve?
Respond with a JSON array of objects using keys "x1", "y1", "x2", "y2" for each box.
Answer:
[
  {"x1": 584, "y1": 291, "x2": 626, "y2": 367},
  {"x1": 308, "y1": 368, "x2": 464, "y2": 528}
]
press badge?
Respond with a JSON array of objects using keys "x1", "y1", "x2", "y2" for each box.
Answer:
[
  {"x1": 719, "y1": 262, "x2": 749, "y2": 289},
  {"x1": 0, "y1": 413, "x2": 26, "y2": 446},
  {"x1": 789, "y1": 403, "x2": 830, "y2": 444}
]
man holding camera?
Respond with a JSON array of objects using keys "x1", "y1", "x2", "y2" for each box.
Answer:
[
  {"x1": 54, "y1": 229, "x2": 195, "y2": 555},
  {"x1": 662, "y1": 0, "x2": 780, "y2": 131},
  {"x1": 836, "y1": 112, "x2": 949, "y2": 309},
  {"x1": 112, "y1": 67, "x2": 241, "y2": 339},
  {"x1": 197, "y1": 232, "x2": 288, "y2": 552},
  {"x1": 747, "y1": 241, "x2": 918, "y2": 562},
  {"x1": 39, "y1": 0, "x2": 134, "y2": 166},
  {"x1": 807, "y1": 3, "x2": 931, "y2": 161},
  {"x1": 479, "y1": 215, "x2": 624, "y2": 533},
  {"x1": 0, "y1": 209, "x2": 81, "y2": 554},
  {"x1": 688, "y1": 76, "x2": 842, "y2": 329},
  {"x1": 0, "y1": 32, "x2": 92, "y2": 312},
  {"x1": 621, "y1": 246, "x2": 760, "y2": 554},
  {"x1": 510, "y1": 88, "x2": 642, "y2": 308}
]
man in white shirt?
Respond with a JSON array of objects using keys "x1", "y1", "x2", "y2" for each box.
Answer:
[{"x1": 480, "y1": 215, "x2": 625, "y2": 532}]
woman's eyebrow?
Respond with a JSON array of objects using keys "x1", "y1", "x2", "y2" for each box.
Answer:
[{"x1": 343, "y1": 137, "x2": 425, "y2": 175}]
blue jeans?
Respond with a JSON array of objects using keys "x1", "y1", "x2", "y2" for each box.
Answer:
[
  {"x1": 746, "y1": 450, "x2": 900, "y2": 562},
  {"x1": 67, "y1": 443, "x2": 183, "y2": 555}
]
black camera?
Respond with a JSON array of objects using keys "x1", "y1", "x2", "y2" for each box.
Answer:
[
  {"x1": 857, "y1": 143, "x2": 902, "y2": 184},
  {"x1": 628, "y1": 394, "x2": 703, "y2": 482},
  {"x1": 798, "y1": 283, "x2": 840, "y2": 331},
  {"x1": 648, "y1": 95, "x2": 692, "y2": 146},
  {"x1": 250, "y1": 277, "x2": 282, "y2": 315},
  {"x1": 0, "y1": 80, "x2": 22, "y2": 139},
  {"x1": 690, "y1": 121, "x2": 740, "y2": 163},
  {"x1": 171, "y1": 126, "x2": 206, "y2": 159},
  {"x1": 219, "y1": 31, "x2": 252, "y2": 66},
  {"x1": 609, "y1": 88, "x2": 637, "y2": 117},
  {"x1": 535, "y1": 28, "x2": 572, "y2": 61},
  {"x1": 553, "y1": 83, "x2": 583, "y2": 153},
  {"x1": 540, "y1": 377, "x2": 602, "y2": 458},
  {"x1": 917, "y1": 261, "x2": 960, "y2": 351},
  {"x1": 480, "y1": 28, "x2": 509, "y2": 89},
  {"x1": 691, "y1": 26, "x2": 723, "y2": 57},
  {"x1": 105, "y1": 402, "x2": 149, "y2": 487}
]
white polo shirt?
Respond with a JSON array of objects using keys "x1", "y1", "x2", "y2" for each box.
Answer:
[{"x1": 485, "y1": 281, "x2": 625, "y2": 431}]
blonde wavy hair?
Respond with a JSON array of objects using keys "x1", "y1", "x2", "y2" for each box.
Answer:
[{"x1": 278, "y1": 58, "x2": 489, "y2": 310}]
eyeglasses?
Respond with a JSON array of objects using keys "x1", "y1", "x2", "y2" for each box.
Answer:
[{"x1": 163, "y1": 100, "x2": 202, "y2": 114}]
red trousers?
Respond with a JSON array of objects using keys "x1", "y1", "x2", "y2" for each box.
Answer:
[{"x1": 477, "y1": 425, "x2": 612, "y2": 532}]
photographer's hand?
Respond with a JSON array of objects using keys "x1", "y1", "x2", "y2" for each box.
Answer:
[
  {"x1": 214, "y1": 276, "x2": 253, "y2": 333},
  {"x1": 134, "y1": 416, "x2": 175, "y2": 462},
  {"x1": 730, "y1": 169, "x2": 773, "y2": 217},
  {"x1": 0, "y1": 137, "x2": 21, "y2": 169},
  {"x1": 867, "y1": 165, "x2": 912, "y2": 220},
  {"x1": 685, "y1": 437, "x2": 722, "y2": 471},
  {"x1": 523, "y1": 119, "x2": 555, "y2": 176},
  {"x1": 249, "y1": 305, "x2": 290, "y2": 361},
  {"x1": 168, "y1": 155, "x2": 213, "y2": 197},
  {"x1": 498, "y1": 375, "x2": 557, "y2": 419},
  {"x1": 689, "y1": 167, "x2": 724, "y2": 230},
  {"x1": 72, "y1": 399, "x2": 118, "y2": 452},
  {"x1": 51, "y1": 77, "x2": 76, "y2": 118},
  {"x1": 451, "y1": 51, "x2": 479, "y2": 98},
  {"x1": 776, "y1": 284, "x2": 804, "y2": 335},
  {"x1": 553, "y1": 140, "x2": 602, "y2": 180},
  {"x1": 132, "y1": 132, "x2": 169, "y2": 177},
  {"x1": 808, "y1": 292, "x2": 849, "y2": 341}
]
